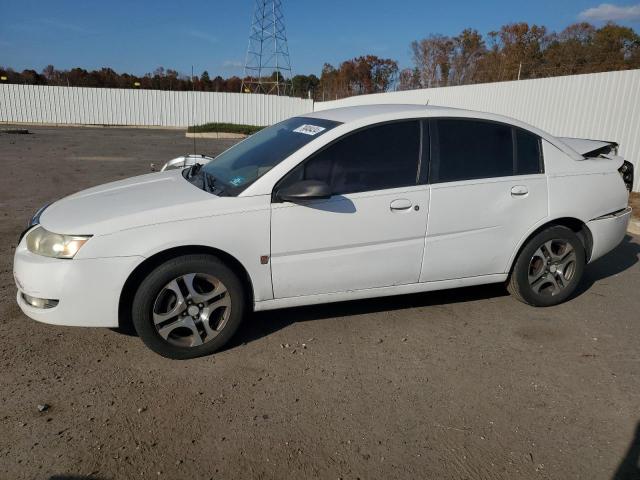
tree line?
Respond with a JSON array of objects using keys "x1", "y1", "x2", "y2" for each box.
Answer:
[
  {"x1": 399, "y1": 22, "x2": 640, "y2": 90},
  {"x1": 1, "y1": 21, "x2": 639, "y2": 100},
  {"x1": 0, "y1": 65, "x2": 247, "y2": 94}
]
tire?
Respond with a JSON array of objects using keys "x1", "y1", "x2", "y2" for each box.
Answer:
[
  {"x1": 507, "y1": 226, "x2": 585, "y2": 307},
  {"x1": 131, "y1": 254, "x2": 246, "y2": 359}
]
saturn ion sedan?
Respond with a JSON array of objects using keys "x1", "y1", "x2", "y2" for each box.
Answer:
[{"x1": 14, "y1": 105, "x2": 634, "y2": 359}]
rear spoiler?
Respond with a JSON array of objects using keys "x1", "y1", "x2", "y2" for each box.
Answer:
[
  {"x1": 557, "y1": 137, "x2": 633, "y2": 191},
  {"x1": 558, "y1": 137, "x2": 619, "y2": 158}
]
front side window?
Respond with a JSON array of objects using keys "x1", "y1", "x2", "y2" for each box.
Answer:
[
  {"x1": 281, "y1": 121, "x2": 421, "y2": 195},
  {"x1": 195, "y1": 117, "x2": 340, "y2": 195},
  {"x1": 430, "y1": 119, "x2": 544, "y2": 183}
]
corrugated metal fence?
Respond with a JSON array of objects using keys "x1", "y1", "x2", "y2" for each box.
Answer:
[
  {"x1": 0, "y1": 84, "x2": 313, "y2": 127},
  {"x1": 316, "y1": 69, "x2": 640, "y2": 191}
]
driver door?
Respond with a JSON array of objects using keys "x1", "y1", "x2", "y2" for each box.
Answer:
[{"x1": 270, "y1": 120, "x2": 430, "y2": 299}]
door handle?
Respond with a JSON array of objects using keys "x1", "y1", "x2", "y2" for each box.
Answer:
[
  {"x1": 390, "y1": 199, "x2": 413, "y2": 211},
  {"x1": 511, "y1": 185, "x2": 529, "y2": 197}
]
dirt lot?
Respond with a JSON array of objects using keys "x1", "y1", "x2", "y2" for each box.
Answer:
[{"x1": 1, "y1": 126, "x2": 639, "y2": 480}]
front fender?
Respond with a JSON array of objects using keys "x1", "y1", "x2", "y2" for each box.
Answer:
[{"x1": 76, "y1": 197, "x2": 273, "y2": 302}]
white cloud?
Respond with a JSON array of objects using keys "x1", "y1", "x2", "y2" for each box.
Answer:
[{"x1": 579, "y1": 3, "x2": 640, "y2": 21}]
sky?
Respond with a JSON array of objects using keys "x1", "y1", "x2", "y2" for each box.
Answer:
[{"x1": 1, "y1": 0, "x2": 640, "y2": 78}]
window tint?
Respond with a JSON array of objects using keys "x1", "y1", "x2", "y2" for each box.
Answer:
[
  {"x1": 515, "y1": 128, "x2": 542, "y2": 175},
  {"x1": 202, "y1": 116, "x2": 340, "y2": 195},
  {"x1": 432, "y1": 119, "x2": 513, "y2": 182},
  {"x1": 284, "y1": 121, "x2": 421, "y2": 195}
]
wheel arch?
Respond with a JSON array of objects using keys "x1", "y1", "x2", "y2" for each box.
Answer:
[
  {"x1": 117, "y1": 245, "x2": 255, "y2": 330},
  {"x1": 508, "y1": 217, "x2": 593, "y2": 274}
]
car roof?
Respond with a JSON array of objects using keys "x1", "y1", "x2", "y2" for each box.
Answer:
[
  {"x1": 306, "y1": 103, "x2": 528, "y2": 128},
  {"x1": 305, "y1": 104, "x2": 441, "y2": 123},
  {"x1": 304, "y1": 104, "x2": 583, "y2": 160}
]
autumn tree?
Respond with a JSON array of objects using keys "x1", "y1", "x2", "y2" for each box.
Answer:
[
  {"x1": 497, "y1": 23, "x2": 547, "y2": 79},
  {"x1": 450, "y1": 29, "x2": 486, "y2": 85},
  {"x1": 410, "y1": 35, "x2": 454, "y2": 87},
  {"x1": 319, "y1": 56, "x2": 398, "y2": 100},
  {"x1": 543, "y1": 23, "x2": 595, "y2": 76},
  {"x1": 589, "y1": 23, "x2": 640, "y2": 72},
  {"x1": 398, "y1": 68, "x2": 421, "y2": 90},
  {"x1": 408, "y1": 21, "x2": 640, "y2": 88}
]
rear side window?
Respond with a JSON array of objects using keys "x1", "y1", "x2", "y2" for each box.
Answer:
[
  {"x1": 430, "y1": 119, "x2": 543, "y2": 183},
  {"x1": 285, "y1": 121, "x2": 421, "y2": 195},
  {"x1": 515, "y1": 128, "x2": 542, "y2": 175},
  {"x1": 431, "y1": 119, "x2": 513, "y2": 182}
]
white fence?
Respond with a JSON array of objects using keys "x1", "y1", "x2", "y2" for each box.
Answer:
[
  {"x1": 0, "y1": 84, "x2": 313, "y2": 127},
  {"x1": 316, "y1": 69, "x2": 640, "y2": 191}
]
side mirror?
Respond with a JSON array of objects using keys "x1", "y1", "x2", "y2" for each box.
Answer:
[{"x1": 277, "y1": 180, "x2": 332, "y2": 202}]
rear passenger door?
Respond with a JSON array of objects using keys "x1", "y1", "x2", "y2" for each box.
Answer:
[{"x1": 420, "y1": 119, "x2": 548, "y2": 282}]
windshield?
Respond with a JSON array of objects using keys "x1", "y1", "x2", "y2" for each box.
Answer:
[{"x1": 195, "y1": 116, "x2": 341, "y2": 196}]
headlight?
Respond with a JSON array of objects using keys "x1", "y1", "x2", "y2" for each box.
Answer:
[{"x1": 26, "y1": 226, "x2": 91, "y2": 259}]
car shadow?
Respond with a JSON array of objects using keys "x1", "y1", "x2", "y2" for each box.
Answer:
[
  {"x1": 573, "y1": 235, "x2": 640, "y2": 298},
  {"x1": 229, "y1": 235, "x2": 640, "y2": 349},
  {"x1": 226, "y1": 282, "x2": 508, "y2": 350},
  {"x1": 612, "y1": 421, "x2": 640, "y2": 480}
]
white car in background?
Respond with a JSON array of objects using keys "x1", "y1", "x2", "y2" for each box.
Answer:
[
  {"x1": 14, "y1": 105, "x2": 633, "y2": 359},
  {"x1": 159, "y1": 154, "x2": 215, "y2": 172}
]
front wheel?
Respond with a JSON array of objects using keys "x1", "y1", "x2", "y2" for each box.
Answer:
[
  {"x1": 131, "y1": 254, "x2": 246, "y2": 359},
  {"x1": 508, "y1": 226, "x2": 586, "y2": 307}
]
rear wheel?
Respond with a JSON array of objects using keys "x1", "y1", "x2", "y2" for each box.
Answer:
[
  {"x1": 508, "y1": 226, "x2": 585, "y2": 307},
  {"x1": 131, "y1": 254, "x2": 246, "y2": 359}
]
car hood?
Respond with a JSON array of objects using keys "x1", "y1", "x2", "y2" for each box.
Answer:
[{"x1": 40, "y1": 170, "x2": 218, "y2": 235}]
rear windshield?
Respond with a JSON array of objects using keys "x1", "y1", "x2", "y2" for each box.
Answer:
[{"x1": 201, "y1": 116, "x2": 340, "y2": 195}]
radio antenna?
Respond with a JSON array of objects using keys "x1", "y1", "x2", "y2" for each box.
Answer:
[{"x1": 191, "y1": 65, "x2": 197, "y2": 156}]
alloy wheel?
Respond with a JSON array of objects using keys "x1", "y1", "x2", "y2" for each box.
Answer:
[
  {"x1": 528, "y1": 239, "x2": 577, "y2": 297},
  {"x1": 152, "y1": 273, "x2": 231, "y2": 347}
]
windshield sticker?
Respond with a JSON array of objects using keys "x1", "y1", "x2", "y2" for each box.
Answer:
[
  {"x1": 293, "y1": 124, "x2": 326, "y2": 136},
  {"x1": 229, "y1": 176, "x2": 245, "y2": 187}
]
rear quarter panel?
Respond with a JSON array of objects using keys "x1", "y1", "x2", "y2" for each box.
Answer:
[{"x1": 544, "y1": 140, "x2": 629, "y2": 222}]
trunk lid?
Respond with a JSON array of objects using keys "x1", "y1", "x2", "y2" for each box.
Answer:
[{"x1": 558, "y1": 137, "x2": 618, "y2": 157}]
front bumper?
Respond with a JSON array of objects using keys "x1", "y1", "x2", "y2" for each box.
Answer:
[
  {"x1": 587, "y1": 207, "x2": 632, "y2": 263},
  {"x1": 13, "y1": 239, "x2": 143, "y2": 328}
]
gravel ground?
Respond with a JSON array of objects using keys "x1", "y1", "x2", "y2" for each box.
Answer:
[{"x1": 1, "y1": 126, "x2": 639, "y2": 480}]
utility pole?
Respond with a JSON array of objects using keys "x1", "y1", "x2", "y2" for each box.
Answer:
[{"x1": 241, "y1": 0, "x2": 293, "y2": 95}]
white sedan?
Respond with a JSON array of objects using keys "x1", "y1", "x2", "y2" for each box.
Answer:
[{"x1": 13, "y1": 105, "x2": 634, "y2": 359}]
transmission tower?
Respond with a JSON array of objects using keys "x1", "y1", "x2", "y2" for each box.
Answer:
[{"x1": 241, "y1": 0, "x2": 293, "y2": 96}]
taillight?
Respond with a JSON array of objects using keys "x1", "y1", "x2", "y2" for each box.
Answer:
[{"x1": 619, "y1": 161, "x2": 634, "y2": 192}]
